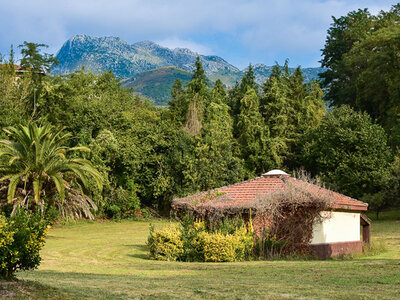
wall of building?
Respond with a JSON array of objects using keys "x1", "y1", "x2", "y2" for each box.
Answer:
[{"x1": 311, "y1": 211, "x2": 360, "y2": 244}]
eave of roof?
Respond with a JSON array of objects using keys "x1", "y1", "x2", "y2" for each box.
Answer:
[{"x1": 173, "y1": 175, "x2": 368, "y2": 212}]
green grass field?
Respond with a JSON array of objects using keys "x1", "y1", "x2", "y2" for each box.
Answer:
[{"x1": 2, "y1": 211, "x2": 400, "y2": 299}]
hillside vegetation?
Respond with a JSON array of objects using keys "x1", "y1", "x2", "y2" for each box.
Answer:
[{"x1": 122, "y1": 66, "x2": 192, "y2": 105}]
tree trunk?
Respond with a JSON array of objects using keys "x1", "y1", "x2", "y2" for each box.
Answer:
[{"x1": 40, "y1": 199, "x2": 44, "y2": 216}]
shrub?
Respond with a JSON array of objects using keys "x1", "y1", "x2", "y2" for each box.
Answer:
[
  {"x1": 209, "y1": 216, "x2": 245, "y2": 235},
  {"x1": 252, "y1": 173, "x2": 332, "y2": 255},
  {"x1": 147, "y1": 223, "x2": 184, "y2": 261},
  {"x1": 44, "y1": 206, "x2": 60, "y2": 226},
  {"x1": 180, "y1": 215, "x2": 207, "y2": 261},
  {"x1": 233, "y1": 226, "x2": 254, "y2": 260},
  {"x1": 203, "y1": 226, "x2": 253, "y2": 262},
  {"x1": 147, "y1": 216, "x2": 253, "y2": 262},
  {"x1": 253, "y1": 228, "x2": 288, "y2": 259},
  {"x1": 105, "y1": 186, "x2": 142, "y2": 219},
  {"x1": 203, "y1": 232, "x2": 237, "y2": 262},
  {"x1": 0, "y1": 210, "x2": 49, "y2": 279}
]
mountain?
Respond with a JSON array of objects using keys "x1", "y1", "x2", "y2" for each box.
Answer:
[
  {"x1": 121, "y1": 66, "x2": 193, "y2": 106},
  {"x1": 53, "y1": 35, "x2": 326, "y2": 105},
  {"x1": 53, "y1": 35, "x2": 241, "y2": 81},
  {"x1": 250, "y1": 64, "x2": 326, "y2": 85}
]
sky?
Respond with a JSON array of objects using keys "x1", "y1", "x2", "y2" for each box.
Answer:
[{"x1": 0, "y1": 0, "x2": 396, "y2": 69}]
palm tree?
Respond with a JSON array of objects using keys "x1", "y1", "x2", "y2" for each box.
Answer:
[{"x1": 0, "y1": 123, "x2": 102, "y2": 219}]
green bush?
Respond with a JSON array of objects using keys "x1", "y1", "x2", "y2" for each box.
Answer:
[
  {"x1": 0, "y1": 210, "x2": 49, "y2": 279},
  {"x1": 209, "y1": 217, "x2": 245, "y2": 235},
  {"x1": 44, "y1": 206, "x2": 60, "y2": 225},
  {"x1": 147, "y1": 223, "x2": 184, "y2": 261},
  {"x1": 105, "y1": 185, "x2": 142, "y2": 219},
  {"x1": 180, "y1": 216, "x2": 207, "y2": 261},
  {"x1": 147, "y1": 216, "x2": 253, "y2": 262}
]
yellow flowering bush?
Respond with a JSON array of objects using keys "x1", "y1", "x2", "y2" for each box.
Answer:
[
  {"x1": 147, "y1": 223, "x2": 184, "y2": 261},
  {"x1": 147, "y1": 216, "x2": 254, "y2": 262},
  {"x1": 0, "y1": 210, "x2": 49, "y2": 279},
  {"x1": 203, "y1": 227, "x2": 253, "y2": 262},
  {"x1": 233, "y1": 226, "x2": 254, "y2": 261},
  {"x1": 203, "y1": 232, "x2": 237, "y2": 262}
]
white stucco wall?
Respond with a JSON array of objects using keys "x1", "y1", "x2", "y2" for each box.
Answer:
[{"x1": 311, "y1": 211, "x2": 360, "y2": 244}]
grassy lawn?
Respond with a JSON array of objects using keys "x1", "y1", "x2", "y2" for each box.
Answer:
[{"x1": 2, "y1": 210, "x2": 399, "y2": 299}]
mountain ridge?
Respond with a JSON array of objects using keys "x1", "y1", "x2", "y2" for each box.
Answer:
[{"x1": 52, "y1": 34, "x2": 326, "y2": 105}]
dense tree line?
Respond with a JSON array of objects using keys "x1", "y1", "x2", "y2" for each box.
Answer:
[
  {"x1": 1, "y1": 3, "x2": 400, "y2": 219},
  {"x1": 319, "y1": 3, "x2": 400, "y2": 216}
]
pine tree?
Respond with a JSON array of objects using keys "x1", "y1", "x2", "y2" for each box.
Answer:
[
  {"x1": 187, "y1": 56, "x2": 208, "y2": 97},
  {"x1": 168, "y1": 79, "x2": 187, "y2": 125},
  {"x1": 211, "y1": 79, "x2": 226, "y2": 102},
  {"x1": 184, "y1": 93, "x2": 203, "y2": 136},
  {"x1": 236, "y1": 88, "x2": 273, "y2": 177},
  {"x1": 192, "y1": 97, "x2": 244, "y2": 190},
  {"x1": 231, "y1": 65, "x2": 259, "y2": 138},
  {"x1": 183, "y1": 57, "x2": 209, "y2": 135},
  {"x1": 262, "y1": 62, "x2": 325, "y2": 168},
  {"x1": 239, "y1": 64, "x2": 257, "y2": 96}
]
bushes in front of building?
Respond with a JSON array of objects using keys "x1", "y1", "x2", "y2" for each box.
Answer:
[
  {"x1": 147, "y1": 223, "x2": 184, "y2": 261},
  {"x1": 203, "y1": 226, "x2": 253, "y2": 262},
  {"x1": 147, "y1": 216, "x2": 253, "y2": 262},
  {"x1": 0, "y1": 210, "x2": 49, "y2": 279}
]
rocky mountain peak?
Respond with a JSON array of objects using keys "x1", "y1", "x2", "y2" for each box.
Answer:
[{"x1": 52, "y1": 34, "x2": 325, "y2": 104}]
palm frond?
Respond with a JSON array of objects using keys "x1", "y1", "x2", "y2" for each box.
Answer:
[
  {"x1": 0, "y1": 122, "x2": 102, "y2": 219},
  {"x1": 7, "y1": 174, "x2": 23, "y2": 203}
]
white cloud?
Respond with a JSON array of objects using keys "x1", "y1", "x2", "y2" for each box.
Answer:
[
  {"x1": 0, "y1": 0, "x2": 396, "y2": 66},
  {"x1": 157, "y1": 37, "x2": 213, "y2": 55}
]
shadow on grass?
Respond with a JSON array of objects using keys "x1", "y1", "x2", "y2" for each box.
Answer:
[
  {"x1": 18, "y1": 261, "x2": 400, "y2": 300},
  {"x1": 0, "y1": 278, "x2": 70, "y2": 299},
  {"x1": 127, "y1": 244, "x2": 150, "y2": 260},
  {"x1": 18, "y1": 270, "x2": 205, "y2": 299}
]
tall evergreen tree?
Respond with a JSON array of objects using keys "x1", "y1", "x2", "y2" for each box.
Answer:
[
  {"x1": 168, "y1": 79, "x2": 187, "y2": 125},
  {"x1": 262, "y1": 62, "x2": 325, "y2": 168},
  {"x1": 239, "y1": 64, "x2": 257, "y2": 96},
  {"x1": 236, "y1": 88, "x2": 273, "y2": 177},
  {"x1": 231, "y1": 65, "x2": 259, "y2": 138},
  {"x1": 187, "y1": 56, "x2": 208, "y2": 97},
  {"x1": 18, "y1": 42, "x2": 58, "y2": 74},
  {"x1": 188, "y1": 90, "x2": 244, "y2": 190},
  {"x1": 183, "y1": 57, "x2": 209, "y2": 135},
  {"x1": 211, "y1": 79, "x2": 226, "y2": 102}
]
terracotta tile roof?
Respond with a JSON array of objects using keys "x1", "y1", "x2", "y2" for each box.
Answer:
[
  {"x1": 0, "y1": 64, "x2": 45, "y2": 74},
  {"x1": 173, "y1": 173, "x2": 368, "y2": 212}
]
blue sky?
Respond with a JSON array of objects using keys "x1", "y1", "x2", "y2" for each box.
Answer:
[{"x1": 0, "y1": 0, "x2": 396, "y2": 69}]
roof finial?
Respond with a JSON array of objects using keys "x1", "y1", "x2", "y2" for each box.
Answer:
[{"x1": 262, "y1": 169, "x2": 289, "y2": 178}]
